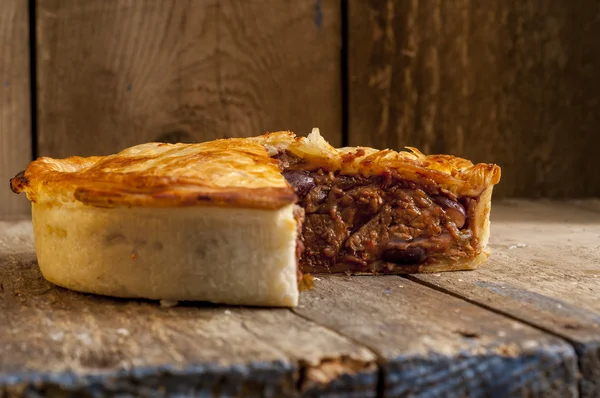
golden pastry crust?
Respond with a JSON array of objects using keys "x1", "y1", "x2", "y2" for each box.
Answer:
[
  {"x1": 251, "y1": 128, "x2": 501, "y2": 197},
  {"x1": 11, "y1": 138, "x2": 296, "y2": 210},
  {"x1": 11, "y1": 128, "x2": 500, "y2": 210}
]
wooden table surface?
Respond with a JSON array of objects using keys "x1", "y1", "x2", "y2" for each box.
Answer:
[{"x1": 1, "y1": 200, "x2": 599, "y2": 397}]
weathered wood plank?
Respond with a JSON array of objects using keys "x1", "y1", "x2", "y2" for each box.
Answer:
[
  {"x1": 412, "y1": 200, "x2": 600, "y2": 397},
  {"x1": 0, "y1": 221, "x2": 377, "y2": 397},
  {"x1": 37, "y1": 0, "x2": 341, "y2": 158},
  {"x1": 2, "y1": 202, "x2": 588, "y2": 397},
  {"x1": 296, "y1": 275, "x2": 578, "y2": 397},
  {"x1": 0, "y1": 0, "x2": 31, "y2": 218},
  {"x1": 348, "y1": 0, "x2": 600, "y2": 197}
]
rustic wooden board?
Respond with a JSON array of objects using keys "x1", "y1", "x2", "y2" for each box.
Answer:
[
  {"x1": 1, "y1": 203, "x2": 588, "y2": 397},
  {"x1": 347, "y1": 0, "x2": 600, "y2": 197},
  {"x1": 412, "y1": 200, "x2": 600, "y2": 397},
  {"x1": 0, "y1": 0, "x2": 31, "y2": 218},
  {"x1": 37, "y1": 0, "x2": 341, "y2": 158},
  {"x1": 296, "y1": 276, "x2": 578, "y2": 397},
  {"x1": 0, "y1": 221, "x2": 377, "y2": 397}
]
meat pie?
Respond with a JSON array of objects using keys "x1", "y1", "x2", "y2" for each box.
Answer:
[{"x1": 10, "y1": 128, "x2": 501, "y2": 307}]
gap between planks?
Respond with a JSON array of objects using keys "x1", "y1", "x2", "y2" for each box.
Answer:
[
  {"x1": 290, "y1": 308, "x2": 387, "y2": 398},
  {"x1": 295, "y1": 274, "x2": 577, "y2": 397}
]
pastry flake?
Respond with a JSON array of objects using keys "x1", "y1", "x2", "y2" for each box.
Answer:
[{"x1": 11, "y1": 138, "x2": 296, "y2": 210}]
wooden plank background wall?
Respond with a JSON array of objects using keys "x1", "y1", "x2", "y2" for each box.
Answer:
[
  {"x1": 2, "y1": 0, "x2": 600, "y2": 217},
  {"x1": 0, "y1": 0, "x2": 31, "y2": 218},
  {"x1": 348, "y1": 0, "x2": 600, "y2": 198},
  {"x1": 36, "y1": 0, "x2": 342, "y2": 158}
]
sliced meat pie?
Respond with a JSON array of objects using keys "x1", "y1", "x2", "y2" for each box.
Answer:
[{"x1": 11, "y1": 128, "x2": 501, "y2": 307}]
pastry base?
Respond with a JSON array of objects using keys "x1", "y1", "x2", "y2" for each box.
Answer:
[{"x1": 32, "y1": 203, "x2": 299, "y2": 307}]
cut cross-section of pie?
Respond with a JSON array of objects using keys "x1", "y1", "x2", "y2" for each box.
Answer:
[{"x1": 10, "y1": 128, "x2": 501, "y2": 307}]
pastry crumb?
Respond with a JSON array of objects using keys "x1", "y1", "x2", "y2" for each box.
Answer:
[
  {"x1": 298, "y1": 274, "x2": 315, "y2": 291},
  {"x1": 116, "y1": 328, "x2": 130, "y2": 336},
  {"x1": 508, "y1": 243, "x2": 528, "y2": 249}
]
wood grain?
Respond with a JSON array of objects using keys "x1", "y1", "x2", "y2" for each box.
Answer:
[
  {"x1": 0, "y1": 221, "x2": 376, "y2": 397},
  {"x1": 348, "y1": 0, "x2": 600, "y2": 197},
  {"x1": 2, "y1": 202, "x2": 592, "y2": 396},
  {"x1": 296, "y1": 276, "x2": 578, "y2": 397},
  {"x1": 412, "y1": 200, "x2": 600, "y2": 397},
  {"x1": 37, "y1": 0, "x2": 341, "y2": 159},
  {"x1": 0, "y1": 0, "x2": 31, "y2": 218}
]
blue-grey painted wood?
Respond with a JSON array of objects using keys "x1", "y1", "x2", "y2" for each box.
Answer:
[
  {"x1": 296, "y1": 275, "x2": 578, "y2": 397},
  {"x1": 414, "y1": 200, "x2": 600, "y2": 397}
]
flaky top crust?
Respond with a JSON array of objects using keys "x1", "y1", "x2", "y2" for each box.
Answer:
[
  {"x1": 252, "y1": 128, "x2": 501, "y2": 198},
  {"x1": 11, "y1": 138, "x2": 296, "y2": 209},
  {"x1": 11, "y1": 128, "x2": 501, "y2": 209}
]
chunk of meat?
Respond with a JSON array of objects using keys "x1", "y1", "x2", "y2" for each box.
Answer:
[{"x1": 283, "y1": 170, "x2": 315, "y2": 197}]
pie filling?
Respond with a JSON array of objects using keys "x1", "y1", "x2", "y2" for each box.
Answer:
[{"x1": 276, "y1": 152, "x2": 479, "y2": 275}]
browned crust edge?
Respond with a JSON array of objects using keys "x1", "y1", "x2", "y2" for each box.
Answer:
[
  {"x1": 73, "y1": 185, "x2": 298, "y2": 210},
  {"x1": 254, "y1": 130, "x2": 502, "y2": 198},
  {"x1": 10, "y1": 130, "x2": 501, "y2": 211},
  {"x1": 11, "y1": 172, "x2": 297, "y2": 210},
  {"x1": 9, "y1": 171, "x2": 28, "y2": 194}
]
